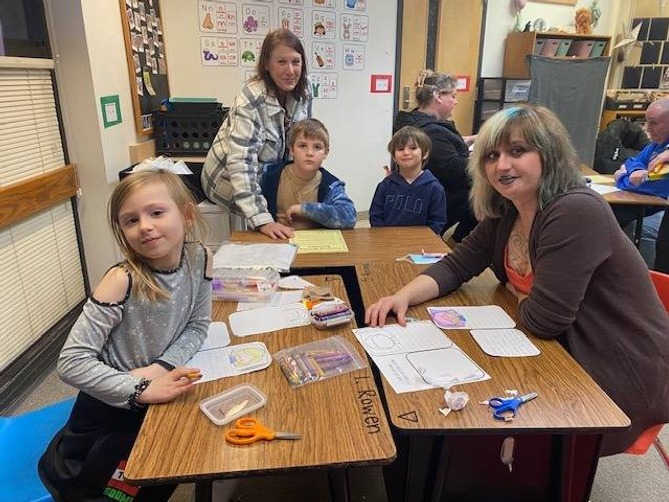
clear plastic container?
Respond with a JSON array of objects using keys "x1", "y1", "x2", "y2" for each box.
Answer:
[
  {"x1": 211, "y1": 268, "x2": 279, "y2": 302},
  {"x1": 199, "y1": 383, "x2": 267, "y2": 426},
  {"x1": 309, "y1": 301, "x2": 354, "y2": 329}
]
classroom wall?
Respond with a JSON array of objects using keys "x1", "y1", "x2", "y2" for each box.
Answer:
[{"x1": 46, "y1": 0, "x2": 138, "y2": 286}]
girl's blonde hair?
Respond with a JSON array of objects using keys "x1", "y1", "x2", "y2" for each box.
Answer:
[
  {"x1": 468, "y1": 104, "x2": 586, "y2": 220},
  {"x1": 108, "y1": 170, "x2": 207, "y2": 302}
]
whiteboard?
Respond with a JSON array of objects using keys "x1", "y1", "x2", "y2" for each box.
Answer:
[{"x1": 160, "y1": 0, "x2": 398, "y2": 214}]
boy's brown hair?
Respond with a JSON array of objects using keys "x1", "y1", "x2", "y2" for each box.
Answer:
[
  {"x1": 387, "y1": 126, "x2": 432, "y2": 162},
  {"x1": 289, "y1": 118, "x2": 330, "y2": 151}
]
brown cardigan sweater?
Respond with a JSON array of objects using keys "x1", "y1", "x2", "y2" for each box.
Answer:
[{"x1": 423, "y1": 188, "x2": 669, "y2": 455}]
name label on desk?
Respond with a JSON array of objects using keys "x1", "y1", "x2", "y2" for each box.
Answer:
[{"x1": 355, "y1": 376, "x2": 381, "y2": 434}]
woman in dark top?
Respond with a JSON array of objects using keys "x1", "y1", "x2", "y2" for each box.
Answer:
[
  {"x1": 368, "y1": 104, "x2": 669, "y2": 455},
  {"x1": 393, "y1": 69, "x2": 478, "y2": 242}
]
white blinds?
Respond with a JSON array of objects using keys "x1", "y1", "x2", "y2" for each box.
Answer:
[{"x1": 0, "y1": 61, "x2": 85, "y2": 371}]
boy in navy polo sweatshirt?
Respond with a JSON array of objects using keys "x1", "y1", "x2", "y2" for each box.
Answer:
[
  {"x1": 369, "y1": 126, "x2": 447, "y2": 235},
  {"x1": 260, "y1": 118, "x2": 357, "y2": 230}
]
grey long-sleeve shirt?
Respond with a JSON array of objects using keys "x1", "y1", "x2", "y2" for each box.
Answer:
[{"x1": 58, "y1": 243, "x2": 212, "y2": 408}]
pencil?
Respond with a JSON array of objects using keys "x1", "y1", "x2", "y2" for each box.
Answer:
[{"x1": 186, "y1": 372, "x2": 202, "y2": 381}]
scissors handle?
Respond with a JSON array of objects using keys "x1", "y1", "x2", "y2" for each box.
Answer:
[{"x1": 225, "y1": 418, "x2": 275, "y2": 445}]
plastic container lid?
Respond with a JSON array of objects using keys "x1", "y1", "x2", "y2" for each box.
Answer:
[{"x1": 199, "y1": 383, "x2": 267, "y2": 426}]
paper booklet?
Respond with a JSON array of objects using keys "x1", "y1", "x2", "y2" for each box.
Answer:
[
  {"x1": 185, "y1": 322, "x2": 271, "y2": 383},
  {"x1": 353, "y1": 321, "x2": 490, "y2": 394},
  {"x1": 212, "y1": 242, "x2": 298, "y2": 272}
]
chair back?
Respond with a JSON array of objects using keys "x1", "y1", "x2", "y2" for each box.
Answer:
[
  {"x1": 0, "y1": 398, "x2": 75, "y2": 502},
  {"x1": 650, "y1": 270, "x2": 669, "y2": 312}
]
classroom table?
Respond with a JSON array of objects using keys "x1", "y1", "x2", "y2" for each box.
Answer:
[
  {"x1": 355, "y1": 261, "x2": 631, "y2": 502},
  {"x1": 582, "y1": 167, "x2": 669, "y2": 247},
  {"x1": 230, "y1": 226, "x2": 449, "y2": 268},
  {"x1": 124, "y1": 276, "x2": 396, "y2": 502}
]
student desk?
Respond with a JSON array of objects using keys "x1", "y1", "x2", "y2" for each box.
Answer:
[
  {"x1": 124, "y1": 276, "x2": 396, "y2": 502},
  {"x1": 582, "y1": 167, "x2": 669, "y2": 247},
  {"x1": 355, "y1": 261, "x2": 630, "y2": 502},
  {"x1": 230, "y1": 226, "x2": 449, "y2": 268}
]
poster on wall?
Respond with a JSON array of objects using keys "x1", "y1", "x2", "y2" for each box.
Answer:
[
  {"x1": 120, "y1": 0, "x2": 170, "y2": 135},
  {"x1": 194, "y1": 0, "x2": 372, "y2": 99}
]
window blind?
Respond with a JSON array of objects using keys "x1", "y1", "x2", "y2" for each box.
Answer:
[{"x1": 0, "y1": 60, "x2": 85, "y2": 371}]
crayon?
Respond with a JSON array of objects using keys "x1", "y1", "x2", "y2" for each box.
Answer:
[{"x1": 186, "y1": 372, "x2": 202, "y2": 381}]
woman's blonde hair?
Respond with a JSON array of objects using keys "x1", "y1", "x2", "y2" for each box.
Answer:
[
  {"x1": 468, "y1": 104, "x2": 586, "y2": 220},
  {"x1": 108, "y1": 170, "x2": 207, "y2": 302},
  {"x1": 414, "y1": 69, "x2": 457, "y2": 107}
]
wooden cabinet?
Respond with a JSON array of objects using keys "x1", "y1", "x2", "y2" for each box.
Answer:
[{"x1": 504, "y1": 31, "x2": 612, "y2": 78}]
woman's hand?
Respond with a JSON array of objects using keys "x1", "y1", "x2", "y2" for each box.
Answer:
[
  {"x1": 648, "y1": 150, "x2": 669, "y2": 173},
  {"x1": 258, "y1": 221, "x2": 295, "y2": 239},
  {"x1": 613, "y1": 165, "x2": 627, "y2": 181},
  {"x1": 137, "y1": 367, "x2": 201, "y2": 405},
  {"x1": 365, "y1": 294, "x2": 410, "y2": 327}
]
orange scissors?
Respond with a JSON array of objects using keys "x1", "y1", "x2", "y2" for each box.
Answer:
[{"x1": 225, "y1": 417, "x2": 302, "y2": 445}]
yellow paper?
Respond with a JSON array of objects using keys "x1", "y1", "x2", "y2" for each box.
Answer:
[
  {"x1": 290, "y1": 230, "x2": 349, "y2": 254},
  {"x1": 587, "y1": 174, "x2": 615, "y2": 185}
]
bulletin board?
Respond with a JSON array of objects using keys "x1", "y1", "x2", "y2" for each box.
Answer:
[{"x1": 119, "y1": 0, "x2": 170, "y2": 136}]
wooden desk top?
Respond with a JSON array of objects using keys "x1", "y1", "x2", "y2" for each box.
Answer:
[
  {"x1": 581, "y1": 166, "x2": 669, "y2": 207},
  {"x1": 230, "y1": 226, "x2": 449, "y2": 268},
  {"x1": 125, "y1": 276, "x2": 395, "y2": 485},
  {"x1": 355, "y1": 262, "x2": 630, "y2": 434}
]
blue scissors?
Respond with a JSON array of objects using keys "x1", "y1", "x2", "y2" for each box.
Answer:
[{"x1": 488, "y1": 392, "x2": 538, "y2": 421}]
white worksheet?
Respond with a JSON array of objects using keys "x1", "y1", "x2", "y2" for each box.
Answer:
[
  {"x1": 470, "y1": 329, "x2": 540, "y2": 357},
  {"x1": 427, "y1": 306, "x2": 515, "y2": 330},
  {"x1": 353, "y1": 321, "x2": 489, "y2": 394},
  {"x1": 229, "y1": 303, "x2": 310, "y2": 336},
  {"x1": 277, "y1": 275, "x2": 314, "y2": 290},
  {"x1": 186, "y1": 341, "x2": 271, "y2": 383},
  {"x1": 589, "y1": 183, "x2": 620, "y2": 195}
]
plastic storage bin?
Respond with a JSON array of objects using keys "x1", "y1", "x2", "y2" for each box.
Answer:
[
  {"x1": 153, "y1": 107, "x2": 228, "y2": 156},
  {"x1": 212, "y1": 268, "x2": 279, "y2": 302}
]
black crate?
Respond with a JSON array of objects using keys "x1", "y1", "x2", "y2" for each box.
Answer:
[
  {"x1": 119, "y1": 162, "x2": 206, "y2": 203},
  {"x1": 153, "y1": 108, "x2": 228, "y2": 156}
]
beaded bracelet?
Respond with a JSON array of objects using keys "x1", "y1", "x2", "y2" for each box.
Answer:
[
  {"x1": 128, "y1": 377, "x2": 151, "y2": 411},
  {"x1": 154, "y1": 359, "x2": 175, "y2": 371}
]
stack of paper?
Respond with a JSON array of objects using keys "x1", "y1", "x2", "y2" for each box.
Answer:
[{"x1": 212, "y1": 242, "x2": 298, "y2": 272}]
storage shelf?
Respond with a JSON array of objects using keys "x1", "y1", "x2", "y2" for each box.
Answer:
[{"x1": 504, "y1": 31, "x2": 611, "y2": 79}]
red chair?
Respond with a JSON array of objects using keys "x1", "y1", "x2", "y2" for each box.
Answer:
[{"x1": 624, "y1": 270, "x2": 669, "y2": 455}]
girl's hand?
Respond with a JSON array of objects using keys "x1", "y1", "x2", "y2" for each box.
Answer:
[
  {"x1": 137, "y1": 367, "x2": 201, "y2": 405},
  {"x1": 365, "y1": 294, "x2": 409, "y2": 327},
  {"x1": 258, "y1": 221, "x2": 295, "y2": 239},
  {"x1": 285, "y1": 204, "x2": 302, "y2": 222}
]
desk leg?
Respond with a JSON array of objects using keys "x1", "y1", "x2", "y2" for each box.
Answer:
[
  {"x1": 559, "y1": 434, "x2": 602, "y2": 502},
  {"x1": 195, "y1": 481, "x2": 213, "y2": 502},
  {"x1": 429, "y1": 437, "x2": 450, "y2": 502},
  {"x1": 328, "y1": 469, "x2": 350, "y2": 502},
  {"x1": 633, "y1": 207, "x2": 646, "y2": 248}
]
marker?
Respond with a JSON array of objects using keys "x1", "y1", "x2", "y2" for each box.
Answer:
[{"x1": 186, "y1": 372, "x2": 202, "y2": 381}]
